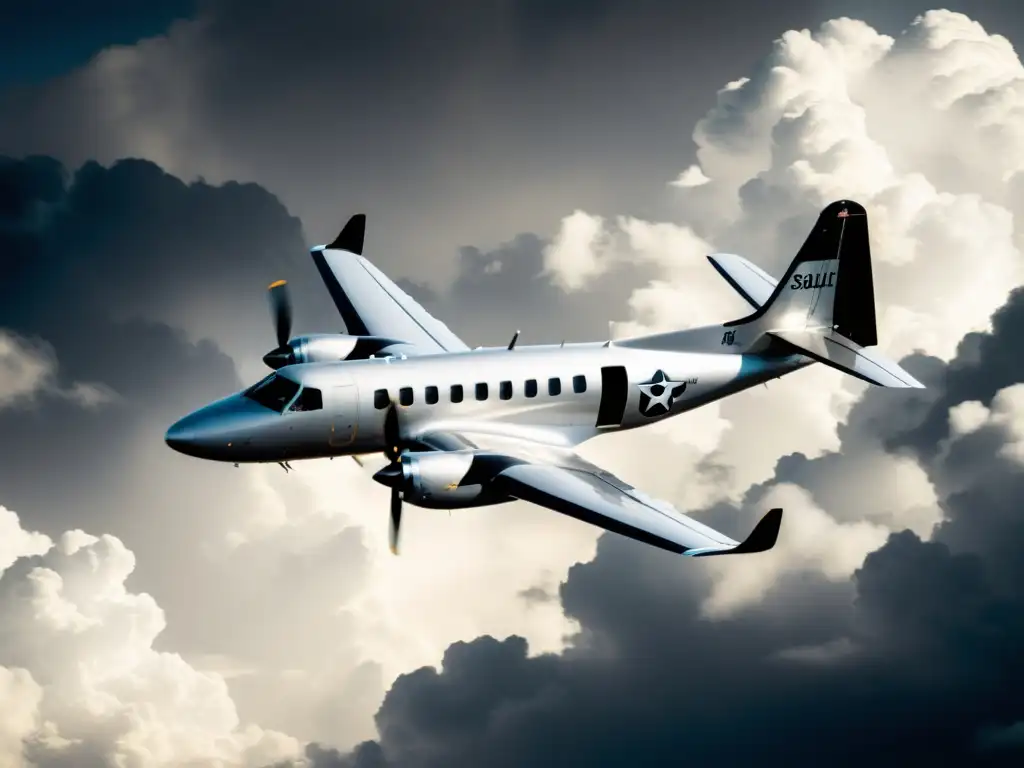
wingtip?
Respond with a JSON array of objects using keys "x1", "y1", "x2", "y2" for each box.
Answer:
[
  {"x1": 688, "y1": 507, "x2": 783, "y2": 558},
  {"x1": 326, "y1": 213, "x2": 366, "y2": 254},
  {"x1": 734, "y1": 507, "x2": 783, "y2": 554}
]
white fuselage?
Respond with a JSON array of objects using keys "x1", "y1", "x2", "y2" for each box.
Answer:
[{"x1": 229, "y1": 340, "x2": 811, "y2": 462}]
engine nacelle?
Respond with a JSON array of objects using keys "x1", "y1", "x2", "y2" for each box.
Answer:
[
  {"x1": 382, "y1": 452, "x2": 503, "y2": 509},
  {"x1": 263, "y1": 334, "x2": 415, "y2": 369}
]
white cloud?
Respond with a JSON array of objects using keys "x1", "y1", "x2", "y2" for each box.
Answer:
[
  {"x1": 943, "y1": 383, "x2": 1024, "y2": 464},
  {"x1": 543, "y1": 210, "x2": 609, "y2": 292},
  {"x1": 543, "y1": 9, "x2": 1024, "y2": 614},
  {"x1": 0, "y1": 505, "x2": 302, "y2": 768},
  {"x1": 700, "y1": 483, "x2": 890, "y2": 618},
  {"x1": 0, "y1": 331, "x2": 115, "y2": 411},
  {"x1": 0, "y1": 666, "x2": 41, "y2": 768},
  {"x1": 8, "y1": 7, "x2": 1024, "y2": 761}
]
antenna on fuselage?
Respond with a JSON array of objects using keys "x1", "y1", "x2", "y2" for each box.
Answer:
[{"x1": 508, "y1": 330, "x2": 520, "y2": 350}]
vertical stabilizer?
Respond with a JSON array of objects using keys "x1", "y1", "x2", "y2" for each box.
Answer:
[{"x1": 728, "y1": 200, "x2": 878, "y2": 347}]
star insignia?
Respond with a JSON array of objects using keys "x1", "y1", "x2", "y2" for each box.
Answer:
[{"x1": 637, "y1": 370, "x2": 688, "y2": 417}]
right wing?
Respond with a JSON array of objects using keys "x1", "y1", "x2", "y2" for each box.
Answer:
[
  {"x1": 417, "y1": 428, "x2": 783, "y2": 557},
  {"x1": 311, "y1": 215, "x2": 469, "y2": 355}
]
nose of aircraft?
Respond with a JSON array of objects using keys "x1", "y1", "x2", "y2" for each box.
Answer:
[
  {"x1": 164, "y1": 418, "x2": 195, "y2": 454},
  {"x1": 165, "y1": 393, "x2": 268, "y2": 460}
]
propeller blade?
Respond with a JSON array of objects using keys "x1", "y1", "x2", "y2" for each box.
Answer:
[
  {"x1": 389, "y1": 487, "x2": 402, "y2": 555},
  {"x1": 268, "y1": 279, "x2": 293, "y2": 349}
]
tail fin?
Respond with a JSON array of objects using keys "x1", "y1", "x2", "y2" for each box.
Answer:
[
  {"x1": 733, "y1": 200, "x2": 877, "y2": 344},
  {"x1": 729, "y1": 200, "x2": 923, "y2": 389}
]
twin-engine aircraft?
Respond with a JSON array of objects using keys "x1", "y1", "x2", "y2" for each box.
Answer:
[{"x1": 166, "y1": 200, "x2": 923, "y2": 557}]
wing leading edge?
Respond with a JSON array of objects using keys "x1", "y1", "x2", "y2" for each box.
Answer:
[{"x1": 311, "y1": 215, "x2": 469, "y2": 355}]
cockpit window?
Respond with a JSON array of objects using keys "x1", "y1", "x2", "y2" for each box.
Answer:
[
  {"x1": 289, "y1": 387, "x2": 323, "y2": 412},
  {"x1": 243, "y1": 373, "x2": 300, "y2": 412}
]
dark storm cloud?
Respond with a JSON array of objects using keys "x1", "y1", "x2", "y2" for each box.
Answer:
[
  {"x1": 15, "y1": 0, "x2": 1014, "y2": 286},
  {"x1": 0, "y1": 155, "x2": 375, "y2": 714},
  {"x1": 0, "y1": 0, "x2": 196, "y2": 88},
  {"x1": 291, "y1": 294, "x2": 1024, "y2": 767},
  {"x1": 398, "y1": 234, "x2": 655, "y2": 348}
]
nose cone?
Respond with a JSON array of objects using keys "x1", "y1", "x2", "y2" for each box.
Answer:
[
  {"x1": 372, "y1": 462, "x2": 404, "y2": 488},
  {"x1": 165, "y1": 393, "x2": 269, "y2": 460},
  {"x1": 165, "y1": 419, "x2": 195, "y2": 454},
  {"x1": 262, "y1": 345, "x2": 294, "y2": 370}
]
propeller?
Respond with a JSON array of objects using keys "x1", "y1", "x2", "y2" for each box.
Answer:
[
  {"x1": 373, "y1": 401, "x2": 409, "y2": 554},
  {"x1": 263, "y1": 280, "x2": 294, "y2": 369},
  {"x1": 389, "y1": 486, "x2": 403, "y2": 555}
]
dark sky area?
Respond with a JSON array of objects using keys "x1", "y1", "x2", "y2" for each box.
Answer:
[{"x1": 3, "y1": 2, "x2": 1024, "y2": 767}]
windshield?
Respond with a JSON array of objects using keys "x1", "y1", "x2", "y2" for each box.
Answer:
[{"x1": 243, "y1": 373, "x2": 300, "y2": 412}]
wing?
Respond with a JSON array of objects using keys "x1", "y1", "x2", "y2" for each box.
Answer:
[
  {"x1": 417, "y1": 429, "x2": 782, "y2": 557},
  {"x1": 311, "y1": 215, "x2": 469, "y2": 355}
]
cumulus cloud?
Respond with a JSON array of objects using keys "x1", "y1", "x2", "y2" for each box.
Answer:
[
  {"x1": 943, "y1": 384, "x2": 1024, "y2": 463},
  {"x1": 0, "y1": 331, "x2": 113, "y2": 410},
  {"x1": 536, "y1": 9, "x2": 1024, "y2": 607},
  {"x1": 0, "y1": 154, "x2": 624, "y2": 759},
  {"x1": 0, "y1": 505, "x2": 302, "y2": 768},
  {"x1": 313, "y1": 288, "x2": 1024, "y2": 768},
  {"x1": 700, "y1": 483, "x2": 890, "y2": 617},
  {"x1": 7, "y1": 6, "x2": 1024, "y2": 766}
]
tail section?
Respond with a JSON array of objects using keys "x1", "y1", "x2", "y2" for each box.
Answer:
[
  {"x1": 728, "y1": 200, "x2": 923, "y2": 389},
  {"x1": 730, "y1": 200, "x2": 877, "y2": 344}
]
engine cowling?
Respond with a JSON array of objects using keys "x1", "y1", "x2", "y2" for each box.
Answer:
[
  {"x1": 263, "y1": 334, "x2": 415, "y2": 369},
  {"x1": 376, "y1": 452, "x2": 502, "y2": 509}
]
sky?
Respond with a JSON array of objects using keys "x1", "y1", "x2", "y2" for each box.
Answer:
[{"x1": 4, "y1": 1, "x2": 1024, "y2": 766}]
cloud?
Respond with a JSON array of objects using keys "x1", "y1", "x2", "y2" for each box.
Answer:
[
  {"x1": 7, "y1": 6, "x2": 1024, "y2": 765},
  {"x1": 300, "y1": 11, "x2": 1024, "y2": 766},
  {"x1": 0, "y1": 331, "x2": 113, "y2": 410},
  {"x1": 315, "y1": 329, "x2": 1024, "y2": 766},
  {"x1": 3, "y1": 0, "x2": 899, "y2": 297},
  {"x1": 0, "y1": 153, "x2": 645, "y2": 759},
  {"x1": 0, "y1": 506, "x2": 302, "y2": 768},
  {"x1": 542, "y1": 211, "x2": 607, "y2": 292},
  {"x1": 538, "y1": 10, "x2": 1024, "y2": 594}
]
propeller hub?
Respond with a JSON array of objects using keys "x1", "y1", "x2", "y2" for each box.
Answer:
[
  {"x1": 262, "y1": 345, "x2": 295, "y2": 370},
  {"x1": 372, "y1": 462, "x2": 404, "y2": 488}
]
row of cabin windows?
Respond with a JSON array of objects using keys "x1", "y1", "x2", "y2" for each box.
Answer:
[{"x1": 374, "y1": 375, "x2": 587, "y2": 410}]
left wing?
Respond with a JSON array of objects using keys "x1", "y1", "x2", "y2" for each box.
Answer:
[
  {"x1": 417, "y1": 429, "x2": 782, "y2": 557},
  {"x1": 311, "y1": 215, "x2": 469, "y2": 355}
]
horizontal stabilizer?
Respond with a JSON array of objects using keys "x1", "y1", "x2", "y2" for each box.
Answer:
[
  {"x1": 707, "y1": 253, "x2": 779, "y2": 309},
  {"x1": 769, "y1": 329, "x2": 924, "y2": 388},
  {"x1": 683, "y1": 507, "x2": 783, "y2": 558}
]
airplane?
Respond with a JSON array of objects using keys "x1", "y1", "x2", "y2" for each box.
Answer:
[{"x1": 165, "y1": 199, "x2": 923, "y2": 558}]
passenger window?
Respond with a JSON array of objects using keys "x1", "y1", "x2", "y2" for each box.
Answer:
[
  {"x1": 244, "y1": 373, "x2": 301, "y2": 412},
  {"x1": 548, "y1": 377, "x2": 561, "y2": 396},
  {"x1": 289, "y1": 387, "x2": 323, "y2": 412},
  {"x1": 524, "y1": 379, "x2": 538, "y2": 398},
  {"x1": 451, "y1": 384, "x2": 464, "y2": 403},
  {"x1": 425, "y1": 385, "x2": 439, "y2": 405},
  {"x1": 476, "y1": 382, "x2": 489, "y2": 401},
  {"x1": 399, "y1": 387, "x2": 414, "y2": 406},
  {"x1": 573, "y1": 375, "x2": 587, "y2": 394},
  {"x1": 374, "y1": 389, "x2": 390, "y2": 410},
  {"x1": 500, "y1": 381, "x2": 512, "y2": 400}
]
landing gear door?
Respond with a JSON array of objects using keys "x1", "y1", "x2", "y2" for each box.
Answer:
[{"x1": 329, "y1": 376, "x2": 359, "y2": 447}]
